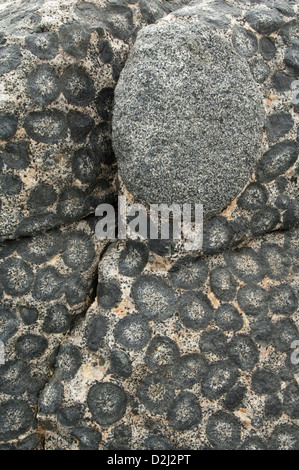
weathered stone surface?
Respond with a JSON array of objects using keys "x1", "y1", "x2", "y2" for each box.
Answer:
[
  {"x1": 0, "y1": 216, "x2": 106, "y2": 445},
  {"x1": 113, "y1": 14, "x2": 264, "y2": 219},
  {"x1": 38, "y1": 228, "x2": 299, "y2": 450},
  {"x1": 245, "y1": 6, "x2": 284, "y2": 35},
  {"x1": 0, "y1": 0, "x2": 298, "y2": 452},
  {"x1": 0, "y1": 0, "x2": 191, "y2": 241}
]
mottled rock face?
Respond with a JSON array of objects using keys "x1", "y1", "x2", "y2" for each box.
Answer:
[
  {"x1": 0, "y1": 0, "x2": 298, "y2": 453},
  {"x1": 0, "y1": 0, "x2": 191, "y2": 241},
  {"x1": 113, "y1": 16, "x2": 264, "y2": 218},
  {"x1": 38, "y1": 228, "x2": 299, "y2": 451}
]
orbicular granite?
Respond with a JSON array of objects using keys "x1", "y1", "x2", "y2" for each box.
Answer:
[
  {"x1": 38, "y1": 228, "x2": 299, "y2": 450},
  {"x1": 0, "y1": 0, "x2": 190, "y2": 241},
  {"x1": 0, "y1": 216, "x2": 108, "y2": 448},
  {"x1": 0, "y1": 0, "x2": 298, "y2": 451}
]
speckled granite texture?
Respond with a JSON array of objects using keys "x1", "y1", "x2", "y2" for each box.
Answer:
[{"x1": 0, "y1": 0, "x2": 298, "y2": 451}]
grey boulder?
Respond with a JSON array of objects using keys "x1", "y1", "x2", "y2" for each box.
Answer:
[{"x1": 113, "y1": 15, "x2": 265, "y2": 219}]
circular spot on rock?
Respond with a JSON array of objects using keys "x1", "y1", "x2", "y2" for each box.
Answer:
[
  {"x1": 67, "y1": 110, "x2": 94, "y2": 143},
  {"x1": 57, "y1": 405, "x2": 83, "y2": 428},
  {"x1": 250, "y1": 206, "x2": 280, "y2": 236},
  {"x1": 57, "y1": 187, "x2": 89, "y2": 223},
  {"x1": 1, "y1": 141, "x2": 30, "y2": 170},
  {"x1": 144, "y1": 435, "x2": 174, "y2": 451},
  {"x1": 251, "y1": 317, "x2": 273, "y2": 346},
  {"x1": 269, "y1": 284, "x2": 297, "y2": 316},
  {"x1": 27, "y1": 64, "x2": 60, "y2": 106},
  {"x1": 202, "y1": 360, "x2": 239, "y2": 400},
  {"x1": 237, "y1": 182, "x2": 268, "y2": 210},
  {"x1": 72, "y1": 147, "x2": 102, "y2": 184},
  {"x1": 87, "y1": 382, "x2": 127, "y2": 426},
  {"x1": 203, "y1": 217, "x2": 233, "y2": 254},
  {"x1": 252, "y1": 367, "x2": 281, "y2": 396},
  {"x1": 224, "y1": 247, "x2": 265, "y2": 284},
  {"x1": 33, "y1": 266, "x2": 63, "y2": 301},
  {"x1": 28, "y1": 183, "x2": 57, "y2": 212},
  {"x1": 19, "y1": 306, "x2": 38, "y2": 325},
  {"x1": 168, "y1": 254, "x2": 208, "y2": 290},
  {"x1": 178, "y1": 291, "x2": 213, "y2": 331},
  {"x1": 167, "y1": 392, "x2": 202, "y2": 431},
  {"x1": 272, "y1": 318, "x2": 298, "y2": 353},
  {"x1": 228, "y1": 334, "x2": 259, "y2": 371},
  {"x1": 206, "y1": 411, "x2": 241, "y2": 450},
  {"x1": 210, "y1": 267, "x2": 237, "y2": 302},
  {"x1": 43, "y1": 304, "x2": 71, "y2": 334},
  {"x1": 118, "y1": 240, "x2": 149, "y2": 278},
  {"x1": 172, "y1": 353, "x2": 208, "y2": 389},
  {"x1": 215, "y1": 303, "x2": 243, "y2": 332},
  {"x1": 224, "y1": 385, "x2": 246, "y2": 412},
  {"x1": 113, "y1": 18, "x2": 264, "y2": 219},
  {"x1": 71, "y1": 426, "x2": 102, "y2": 450},
  {"x1": 200, "y1": 328, "x2": 228, "y2": 356},
  {"x1": 24, "y1": 110, "x2": 68, "y2": 144},
  {"x1": 0, "y1": 44, "x2": 21, "y2": 76},
  {"x1": 283, "y1": 382, "x2": 299, "y2": 419},
  {"x1": 25, "y1": 32, "x2": 58, "y2": 59},
  {"x1": 0, "y1": 174, "x2": 23, "y2": 197},
  {"x1": 110, "y1": 349, "x2": 132, "y2": 378},
  {"x1": 97, "y1": 281, "x2": 122, "y2": 310},
  {"x1": 0, "y1": 113, "x2": 18, "y2": 140},
  {"x1": 268, "y1": 424, "x2": 299, "y2": 450},
  {"x1": 137, "y1": 373, "x2": 176, "y2": 415},
  {"x1": 0, "y1": 308, "x2": 19, "y2": 342},
  {"x1": 114, "y1": 314, "x2": 151, "y2": 351},
  {"x1": 237, "y1": 284, "x2": 269, "y2": 317},
  {"x1": 86, "y1": 315, "x2": 108, "y2": 352},
  {"x1": 131, "y1": 275, "x2": 176, "y2": 322},
  {"x1": 255, "y1": 141, "x2": 298, "y2": 183},
  {"x1": 61, "y1": 231, "x2": 95, "y2": 271},
  {"x1": 0, "y1": 400, "x2": 33, "y2": 441},
  {"x1": 0, "y1": 360, "x2": 31, "y2": 396},
  {"x1": 259, "y1": 37, "x2": 276, "y2": 61},
  {"x1": 17, "y1": 230, "x2": 62, "y2": 265},
  {"x1": 61, "y1": 64, "x2": 95, "y2": 106},
  {"x1": 0, "y1": 257, "x2": 33, "y2": 296},
  {"x1": 15, "y1": 334, "x2": 48, "y2": 360},
  {"x1": 59, "y1": 22, "x2": 91, "y2": 59},
  {"x1": 145, "y1": 335, "x2": 180, "y2": 372}
]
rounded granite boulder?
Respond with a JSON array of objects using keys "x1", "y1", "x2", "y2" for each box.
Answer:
[{"x1": 113, "y1": 14, "x2": 265, "y2": 219}]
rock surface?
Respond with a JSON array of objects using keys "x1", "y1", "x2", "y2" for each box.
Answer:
[
  {"x1": 39, "y1": 228, "x2": 299, "y2": 450},
  {"x1": 0, "y1": 0, "x2": 190, "y2": 241},
  {"x1": 0, "y1": 0, "x2": 298, "y2": 452},
  {"x1": 0, "y1": 216, "x2": 107, "y2": 447}
]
